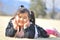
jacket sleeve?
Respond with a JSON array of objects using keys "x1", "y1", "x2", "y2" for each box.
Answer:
[
  {"x1": 5, "y1": 21, "x2": 17, "y2": 37},
  {"x1": 36, "y1": 25, "x2": 49, "y2": 38}
]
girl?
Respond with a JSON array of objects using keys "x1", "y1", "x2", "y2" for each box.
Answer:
[
  {"x1": 31, "y1": 11, "x2": 60, "y2": 37},
  {"x1": 5, "y1": 5, "x2": 49, "y2": 38}
]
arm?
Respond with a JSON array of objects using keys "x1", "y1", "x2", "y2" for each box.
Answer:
[
  {"x1": 5, "y1": 21, "x2": 17, "y2": 37},
  {"x1": 36, "y1": 25, "x2": 49, "y2": 38},
  {"x1": 24, "y1": 24, "x2": 35, "y2": 38},
  {"x1": 40, "y1": 27, "x2": 49, "y2": 38}
]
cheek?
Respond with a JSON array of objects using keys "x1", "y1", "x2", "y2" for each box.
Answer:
[
  {"x1": 24, "y1": 19, "x2": 29, "y2": 23},
  {"x1": 15, "y1": 16, "x2": 19, "y2": 20},
  {"x1": 24, "y1": 19, "x2": 27, "y2": 22}
]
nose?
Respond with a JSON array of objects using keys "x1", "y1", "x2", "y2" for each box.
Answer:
[
  {"x1": 19, "y1": 18, "x2": 24, "y2": 23},
  {"x1": 20, "y1": 18, "x2": 24, "y2": 21}
]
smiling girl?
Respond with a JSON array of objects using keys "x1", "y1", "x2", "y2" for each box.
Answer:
[{"x1": 5, "y1": 5, "x2": 49, "y2": 38}]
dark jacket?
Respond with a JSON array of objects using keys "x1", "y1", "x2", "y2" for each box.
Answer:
[{"x1": 5, "y1": 20, "x2": 49, "y2": 38}]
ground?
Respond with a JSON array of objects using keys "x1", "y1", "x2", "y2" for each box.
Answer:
[{"x1": 0, "y1": 16, "x2": 60, "y2": 40}]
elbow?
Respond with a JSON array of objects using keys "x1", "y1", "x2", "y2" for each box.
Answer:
[{"x1": 5, "y1": 29, "x2": 14, "y2": 37}]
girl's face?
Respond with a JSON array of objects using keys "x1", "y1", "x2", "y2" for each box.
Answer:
[{"x1": 15, "y1": 12, "x2": 30, "y2": 27}]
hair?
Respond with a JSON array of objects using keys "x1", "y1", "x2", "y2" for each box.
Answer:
[
  {"x1": 30, "y1": 11, "x2": 35, "y2": 24},
  {"x1": 16, "y1": 5, "x2": 31, "y2": 18},
  {"x1": 11, "y1": 5, "x2": 30, "y2": 19},
  {"x1": 11, "y1": 5, "x2": 35, "y2": 25}
]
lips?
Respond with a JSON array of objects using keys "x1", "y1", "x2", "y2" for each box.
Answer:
[
  {"x1": 18, "y1": 23, "x2": 24, "y2": 25},
  {"x1": 18, "y1": 21, "x2": 24, "y2": 27}
]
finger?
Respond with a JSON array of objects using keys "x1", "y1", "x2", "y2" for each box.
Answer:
[{"x1": 24, "y1": 20, "x2": 30, "y2": 29}]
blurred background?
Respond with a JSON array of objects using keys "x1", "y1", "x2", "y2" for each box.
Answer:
[
  {"x1": 0, "y1": 0, "x2": 60, "y2": 40},
  {"x1": 0, "y1": 0, "x2": 60, "y2": 19}
]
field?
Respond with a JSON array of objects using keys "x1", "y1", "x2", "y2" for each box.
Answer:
[{"x1": 0, "y1": 16, "x2": 60, "y2": 40}]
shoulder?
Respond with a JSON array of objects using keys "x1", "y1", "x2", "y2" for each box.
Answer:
[
  {"x1": 8, "y1": 19, "x2": 12, "y2": 25},
  {"x1": 35, "y1": 24, "x2": 47, "y2": 33},
  {"x1": 35, "y1": 24, "x2": 43, "y2": 30},
  {"x1": 9, "y1": 17, "x2": 14, "y2": 23},
  {"x1": 7, "y1": 18, "x2": 14, "y2": 27}
]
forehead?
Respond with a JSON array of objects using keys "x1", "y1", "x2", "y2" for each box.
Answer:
[{"x1": 18, "y1": 12, "x2": 29, "y2": 17}]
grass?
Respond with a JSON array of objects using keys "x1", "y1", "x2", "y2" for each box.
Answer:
[{"x1": 0, "y1": 16, "x2": 60, "y2": 40}]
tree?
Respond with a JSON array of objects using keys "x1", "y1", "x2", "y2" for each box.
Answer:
[
  {"x1": 30, "y1": 0, "x2": 46, "y2": 18},
  {"x1": 50, "y1": 0, "x2": 57, "y2": 19}
]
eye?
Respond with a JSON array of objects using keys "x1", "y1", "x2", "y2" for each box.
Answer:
[{"x1": 18, "y1": 16, "x2": 21, "y2": 18}]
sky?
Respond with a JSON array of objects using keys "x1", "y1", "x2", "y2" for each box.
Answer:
[
  {"x1": 1, "y1": 0, "x2": 30, "y2": 15},
  {"x1": 1, "y1": 0, "x2": 60, "y2": 15}
]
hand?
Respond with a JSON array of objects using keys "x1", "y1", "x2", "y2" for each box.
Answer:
[
  {"x1": 15, "y1": 28, "x2": 24, "y2": 38},
  {"x1": 12, "y1": 19, "x2": 19, "y2": 30},
  {"x1": 17, "y1": 19, "x2": 30, "y2": 29},
  {"x1": 24, "y1": 20, "x2": 30, "y2": 29},
  {"x1": 12, "y1": 16, "x2": 23, "y2": 31}
]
